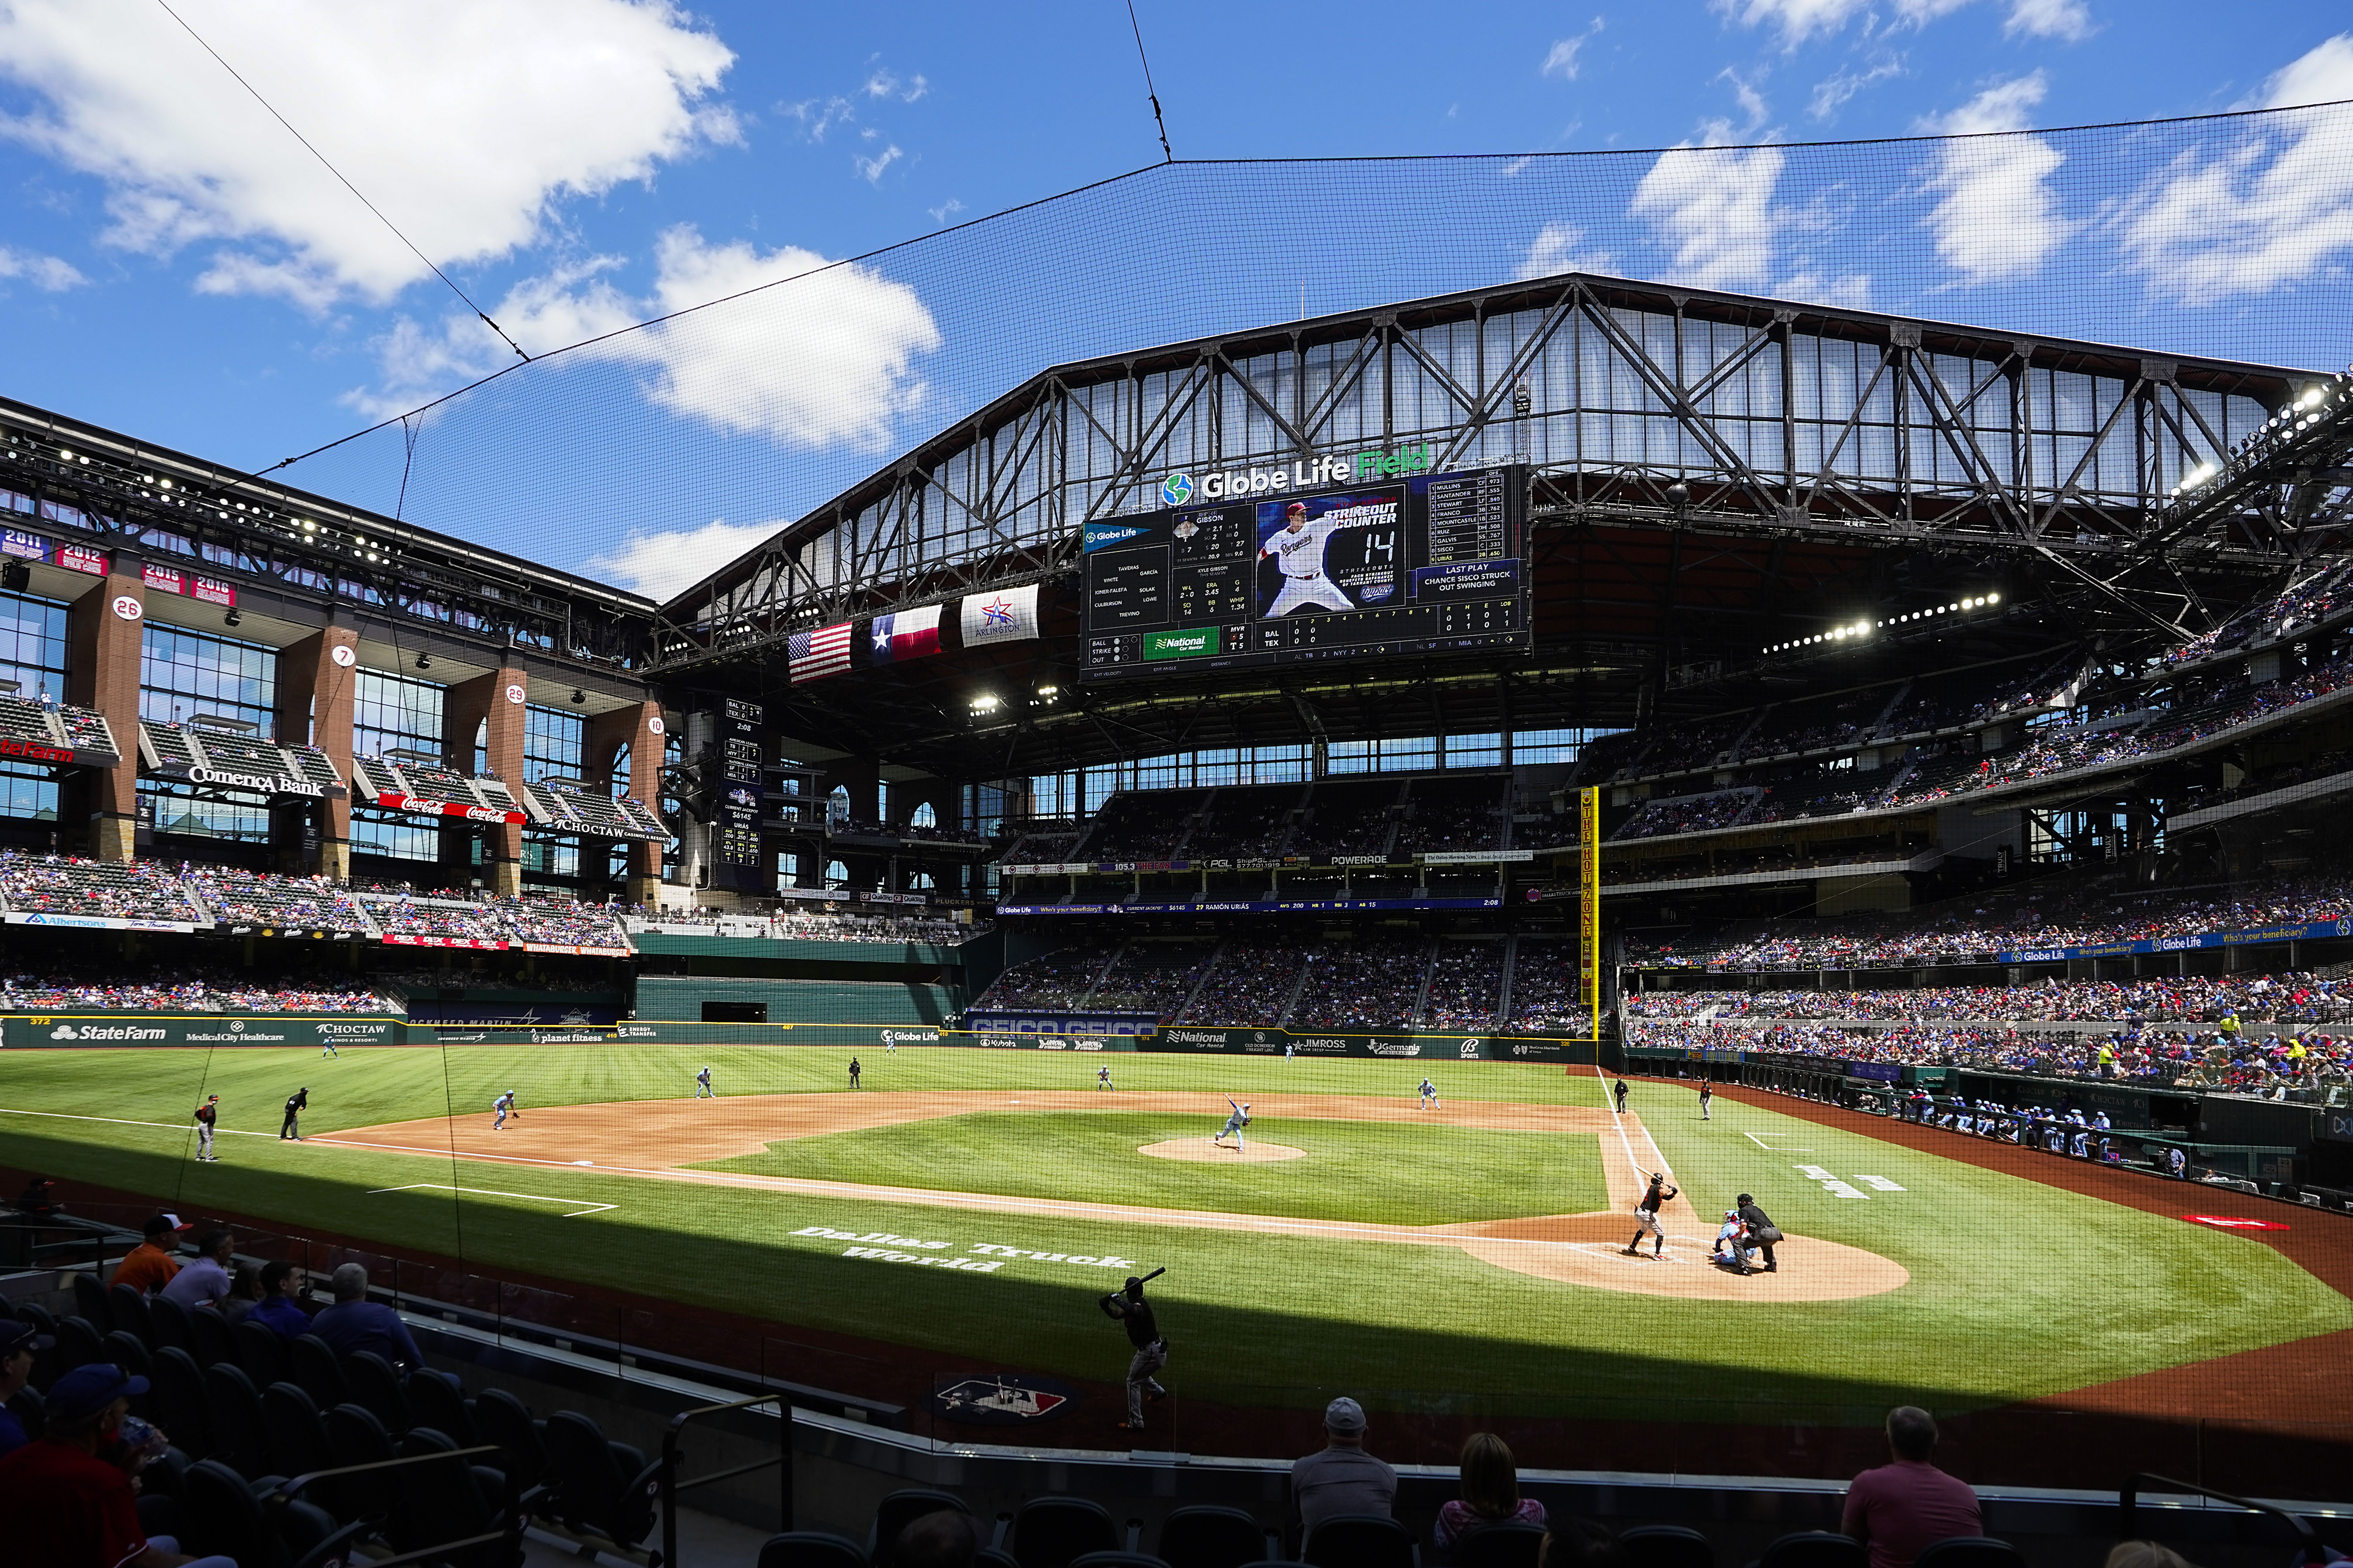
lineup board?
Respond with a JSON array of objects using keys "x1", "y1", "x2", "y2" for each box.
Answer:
[{"x1": 1080, "y1": 464, "x2": 1530, "y2": 679}]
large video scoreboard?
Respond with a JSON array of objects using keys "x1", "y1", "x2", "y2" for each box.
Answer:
[{"x1": 1081, "y1": 461, "x2": 1530, "y2": 679}]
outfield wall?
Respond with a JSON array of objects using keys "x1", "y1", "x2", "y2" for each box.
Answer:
[{"x1": 0, "y1": 1010, "x2": 1596, "y2": 1061}]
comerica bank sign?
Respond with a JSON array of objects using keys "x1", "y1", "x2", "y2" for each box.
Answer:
[{"x1": 1160, "y1": 444, "x2": 1435, "y2": 505}]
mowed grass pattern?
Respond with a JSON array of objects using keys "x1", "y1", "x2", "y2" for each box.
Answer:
[
  {"x1": 696, "y1": 1109, "x2": 1608, "y2": 1225},
  {"x1": 0, "y1": 1045, "x2": 2346, "y2": 1419}
]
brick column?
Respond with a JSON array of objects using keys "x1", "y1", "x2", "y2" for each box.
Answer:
[
  {"x1": 587, "y1": 699, "x2": 666, "y2": 906},
  {"x1": 67, "y1": 570, "x2": 146, "y2": 862},
  {"x1": 276, "y1": 626, "x2": 359, "y2": 879},
  {"x1": 443, "y1": 664, "x2": 528, "y2": 895}
]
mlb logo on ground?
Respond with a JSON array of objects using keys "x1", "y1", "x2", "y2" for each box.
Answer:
[{"x1": 931, "y1": 1373, "x2": 1079, "y2": 1426}]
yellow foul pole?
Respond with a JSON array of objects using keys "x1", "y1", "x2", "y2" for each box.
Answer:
[{"x1": 1579, "y1": 785, "x2": 1600, "y2": 1042}]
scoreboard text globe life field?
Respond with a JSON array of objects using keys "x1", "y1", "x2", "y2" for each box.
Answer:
[{"x1": 0, "y1": 1036, "x2": 2338, "y2": 1471}]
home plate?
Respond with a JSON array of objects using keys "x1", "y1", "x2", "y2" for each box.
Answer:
[{"x1": 1137, "y1": 1139, "x2": 1306, "y2": 1163}]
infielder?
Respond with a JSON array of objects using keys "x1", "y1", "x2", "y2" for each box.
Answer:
[
  {"x1": 1258, "y1": 501, "x2": 1360, "y2": 617},
  {"x1": 193, "y1": 1095, "x2": 219, "y2": 1162},
  {"x1": 1622, "y1": 1169, "x2": 1678, "y2": 1259},
  {"x1": 1211, "y1": 1096, "x2": 1250, "y2": 1151},
  {"x1": 696, "y1": 1065, "x2": 714, "y2": 1099},
  {"x1": 1097, "y1": 1273, "x2": 1168, "y2": 1433},
  {"x1": 492, "y1": 1090, "x2": 517, "y2": 1130},
  {"x1": 1417, "y1": 1076, "x2": 1440, "y2": 1111},
  {"x1": 1097, "y1": 1064, "x2": 1113, "y2": 1091}
]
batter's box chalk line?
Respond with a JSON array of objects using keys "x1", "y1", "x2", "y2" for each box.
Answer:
[
  {"x1": 366, "y1": 1182, "x2": 616, "y2": 1219},
  {"x1": 1743, "y1": 1131, "x2": 1813, "y2": 1151}
]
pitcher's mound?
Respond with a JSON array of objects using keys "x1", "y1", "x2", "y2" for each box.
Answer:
[{"x1": 1138, "y1": 1139, "x2": 1306, "y2": 1164}]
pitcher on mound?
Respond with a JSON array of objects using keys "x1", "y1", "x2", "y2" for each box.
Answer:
[{"x1": 1211, "y1": 1096, "x2": 1251, "y2": 1152}]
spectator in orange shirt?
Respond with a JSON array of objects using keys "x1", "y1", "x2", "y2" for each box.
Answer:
[{"x1": 109, "y1": 1215, "x2": 190, "y2": 1295}]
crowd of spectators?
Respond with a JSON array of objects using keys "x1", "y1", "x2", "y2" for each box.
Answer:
[
  {"x1": 1505, "y1": 941, "x2": 1591, "y2": 1035},
  {"x1": 2162, "y1": 560, "x2": 2353, "y2": 668},
  {"x1": 1287, "y1": 938, "x2": 1430, "y2": 1031},
  {"x1": 975, "y1": 948, "x2": 1111, "y2": 1010},
  {"x1": 1626, "y1": 972, "x2": 2353, "y2": 1026},
  {"x1": 1420, "y1": 941, "x2": 1504, "y2": 1031},
  {"x1": 1178, "y1": 943, "x2": 1308, "y2": 1025},
  {"x1": 0, "y1": 855, "x2": 203, "y2": 924},
  {"x1": 1085, "y1": 943, "x2": 1214, "y2": 1018},
  {"x1": 1613, "y1": 789, "x2": 1758, "y2": 840},
  {"x1": 182, "y1": 867, "x2": 369, "y2": 934},
  {"x1": 489, "y1": 896, "x2": 629, "y2": 948},
  {"x1": 1632, "y1": 870, "x2": 2353, "y2": 970},
  {"x1": 0, "y1": 967, "x2": 393, "y2": 1012}
]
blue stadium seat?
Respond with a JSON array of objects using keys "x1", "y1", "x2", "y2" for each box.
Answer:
[
  {"x1": 1620, "y1": 1523, "x2": 1716, "y2": 1568},
  {"x1": 1158, "y1": 1505, "x2": 1270, "y2": 1568},
  {"x1": 762, "y1": 1532, "x2": 874, "y2": 1568},
  {"x1": 1303, "y1": 1514, "x2": 1414, "y2": 1568}
]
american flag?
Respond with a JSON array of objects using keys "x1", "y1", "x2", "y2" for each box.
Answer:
[{"x1": 788, "y1": 622, "x2": 853, "y2": 683}]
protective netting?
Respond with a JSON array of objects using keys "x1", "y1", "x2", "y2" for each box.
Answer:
[{"x1": 281, "y1": 102, "x2": 2353, "y2": 596}]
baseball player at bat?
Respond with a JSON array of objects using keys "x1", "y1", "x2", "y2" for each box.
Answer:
[
  {"x1": 1623, "y1": 1169, "x2": 1678, "y2": 1259},
  {"x1": 1098, "y1": 1269, "x2": 1168, "y2": 1433}
]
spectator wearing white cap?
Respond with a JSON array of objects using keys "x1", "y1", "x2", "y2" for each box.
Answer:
[
  {"x1": 110, "y1": 1214, "x2": 188, "y2": 1295},
  {"x1": 1290, "y1": 1395, "x2": 1397, "y2": 1539}
]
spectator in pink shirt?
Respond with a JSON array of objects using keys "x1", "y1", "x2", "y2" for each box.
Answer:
[{"x1": 1841, "y1": 1407, "x2": 1982, "y2": 1568}]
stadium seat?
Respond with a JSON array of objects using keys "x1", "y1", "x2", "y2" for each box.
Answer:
[
  {"x1": 73, "y1": 1270, "x2": 111, "y2": 1329},
  {"x1": 110, "y1": 1283, "x2": 154, "y2": 1345},
  {"x1": 1011, "y1": 1495, "x2": 1123, "y2": 1568},
  {"x1": 7, "y1": 1382, "x2": 43, "y2": 1444},
  {"x1": 385, "y1": 1435, "x2": 518, "y2": 1568},
  {"x1": 324, "y1": 1400, "x2": 402, "y2": 1520},
  {"x1": 343, "y1": 1348, "x2": 412, "y2": 1432},
  {"x1": 53, "y1": 1314, "x2": 105, "y2": 1374},
  {"x1": 1913, "y1": 1539, "x2": 2025, "y2": 1568},
  {"x1": 236, "y1": 1318, "x2": 290, "y2": 1387},
  {"x1": 1454, "y1": 1523, "x2": 1547, "y2": 1568},
  {"x1": 182, "y1": 1455, "x2": 369, "y2": 1568},
  {"x1": 472, "y1": 1387, "x2": 549, "y2": 1497},
  {"x1": 762, "y1": 1532, "x2": 875, "y2": 1568},
  {"x1": 148, "y1": 1347, "x2": 211, "y2": 1460},
  {"x1": 147, "y1": 1293, "x2": 194, "y2": 1355},
  {"x1": 406, "y1": 1366, "x2": 476, "y2": 1444},
  {"x1": 103, "y1": 1328, "x2": 154, "y2": 1384},
  {"x1": 1158, "y1": 1504, "x2": 1272, "y2": 1568},
  {"x1": 540, "y1": 1408, "x2": 660, "y2": 1549},
  {"x1": 870, "y1": 1487, "x2": 972, "y2": 1567},
  {"x1": 1620, "y1": 1524, "x2": 1717, "y2": 1568},
  {"x1": 290, "y1": 1333, "x2": 348, "y2": 1410},
  {"x1": 1756, "y1": 1532, "x2": 1870, "y2": 1568},
  {"x1": 1303, "y1": 1514, "x2": 1416, "y2": 1568},
  {"x1": 187, "y1": 1304, "x2": 238, "y2": 1369},
  {"x1": 1070, "y1": 1555, "x2": 1169, "y2": 1568},
  {"x1": 13, "y1": 1299, "x2": 57, "y2": 1334},
  {"x1": 262, "y1": 1380, "x2": 329, "y2": 1482},
  {"x1": 202, "y1": 1361, "x2": 268, "y2": 1480}
]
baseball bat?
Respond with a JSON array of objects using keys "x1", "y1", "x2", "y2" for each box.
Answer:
[{"x1": 1139, "y1": 1266, "x2": 1166, "y2": 1285}]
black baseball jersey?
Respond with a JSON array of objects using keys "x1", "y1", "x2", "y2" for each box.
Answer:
[{"x1": 1111, "y1": 1296, "x2": 1159, "y2": 1349}]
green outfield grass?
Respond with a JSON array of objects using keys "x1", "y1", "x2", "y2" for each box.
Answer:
[
  {"x1": 0, "y1": 1044, "x2": 2346, "y2": 1423},
  {"x1": 696, "y1": 1109, "x2": 1608, "y2": 1225}
]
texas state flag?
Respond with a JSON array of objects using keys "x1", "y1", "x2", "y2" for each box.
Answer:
[{"x1": 868, "y1": 605, "x2": 942, "y2": 666}]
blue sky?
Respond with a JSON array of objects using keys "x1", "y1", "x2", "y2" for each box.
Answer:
[{"x1": 2, "y1": 1, "x2": 2350, "y2": 599}]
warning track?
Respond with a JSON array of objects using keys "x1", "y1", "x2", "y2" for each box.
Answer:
[{"x1": 317, "y1": 1091, "x2": 1906, "y2": 1301}]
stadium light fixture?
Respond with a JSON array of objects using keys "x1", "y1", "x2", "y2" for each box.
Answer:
[{"x1": 970, "y1": 693, "x2": 1001, "y2": 713}]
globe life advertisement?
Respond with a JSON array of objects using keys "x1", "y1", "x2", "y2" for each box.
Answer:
[{"x1": 1159, "y1": 444, "x2": 1435, "y2": 506}]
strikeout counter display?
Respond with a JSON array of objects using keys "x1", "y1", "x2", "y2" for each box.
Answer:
[{"x1": 1081, "y1": 456, "x2": 1530, "y2": 678}]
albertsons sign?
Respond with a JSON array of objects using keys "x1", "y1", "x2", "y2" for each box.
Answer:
[{"x1": 1161, "y1": 444, "x2": 1434, "y2": 505}]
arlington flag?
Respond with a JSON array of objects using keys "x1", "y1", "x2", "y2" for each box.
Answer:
[{"x1": 959, "y1": 583, "x2": 1040, "y2": 648}]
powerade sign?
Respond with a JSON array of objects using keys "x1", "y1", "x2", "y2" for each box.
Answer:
[{"x1": 1159, "y1": 446, "x2": 1432, "y2": 506}]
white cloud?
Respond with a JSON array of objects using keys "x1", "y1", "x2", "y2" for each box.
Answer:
[
  {"x1": 350, "y1": 225, "x2": 942, "y2": 451},
  {"x1": 0, "y1": 245, "x2": 88, "y2": 290},
  {"x1": 1808, "y1": 57, "x2": 1905, "y2": 120},
  {"x1": 1628, "y1": 124, "x2": 1786, "y2": 290},
  {"x1": 1778, "y1": 269, "x2": 1871, "y2": 306},
  {"x1": 588, "y1": 516, "x2": 780, "y2": 599},
  {"x1": 929, "y1": 198, "x2": 966, "y2": 224},
  {"x1": 1542, "y1": 19, "x2": 1604, "y2": 81},
  {"x1": 855, "y1": 144, "x2": 904, "y2": 185},
  {"x1": 2120, "y1": 36, "x2": 2353, "y2": 301},
  {"x1": 0, "y1": 0, "x2": 738, "y2": 310},
  {"x1": 1718, "y1": 68, "x2": 1770, "y2": 131},
  {"x1": 1516, "y1": 221, "x2": 1617, "y2": 281},
  {"x1": 786, "y1": 96, "x2": 856, "y2": 142},
  {"x1": 1920, "y1": 74, "x2": 2074, "y2": 284},
  {"x1": 2004, "y1": 0, "x2": 2093, "y2": 41},
  {"x1": 863, "y1": 67, "x2": 928, "y2": 103}
]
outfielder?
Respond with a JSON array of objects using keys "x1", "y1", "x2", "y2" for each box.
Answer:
[
  {"x1": 1097, "y1": 1272, "x2": 1168, "y2": 1433},
  {"x1": 1259, "y1": 501, "x2": 1360, "y2": 617},
  {"x1": 1417, "y1": 1076, "x2": 1440, "y2": 1110},
  {"x1": 193, "y1": 1095, "x2": 219, "y2": 1162},
  {"x1": 321, "y1": 1036, "x2": 339, "y2": 1059},
  {"x1": 1622, "y1": 1169, "x2": 1678, "y2": 1259},
  {"x1": 1211, "y1": 1096, "x2": 1250, "y2": 1151},
  {"x1": 492, "y1": 1090, "x2": 517, "y2": 1131},
  {"x1": 696, "y1": 1065, "x2": 714, "y2": 1099}
]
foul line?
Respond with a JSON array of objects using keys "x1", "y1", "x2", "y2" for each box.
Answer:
[
  {"x1": 1744, "y1": 1131, "x2": 1814, "y2": 1152},
  {"x1": 367, "y1": 1182, "x2": 615, "y2": 1219},
  {"x1": 0, "y1": 1106, "x2": 286, "y2": 1138}
]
